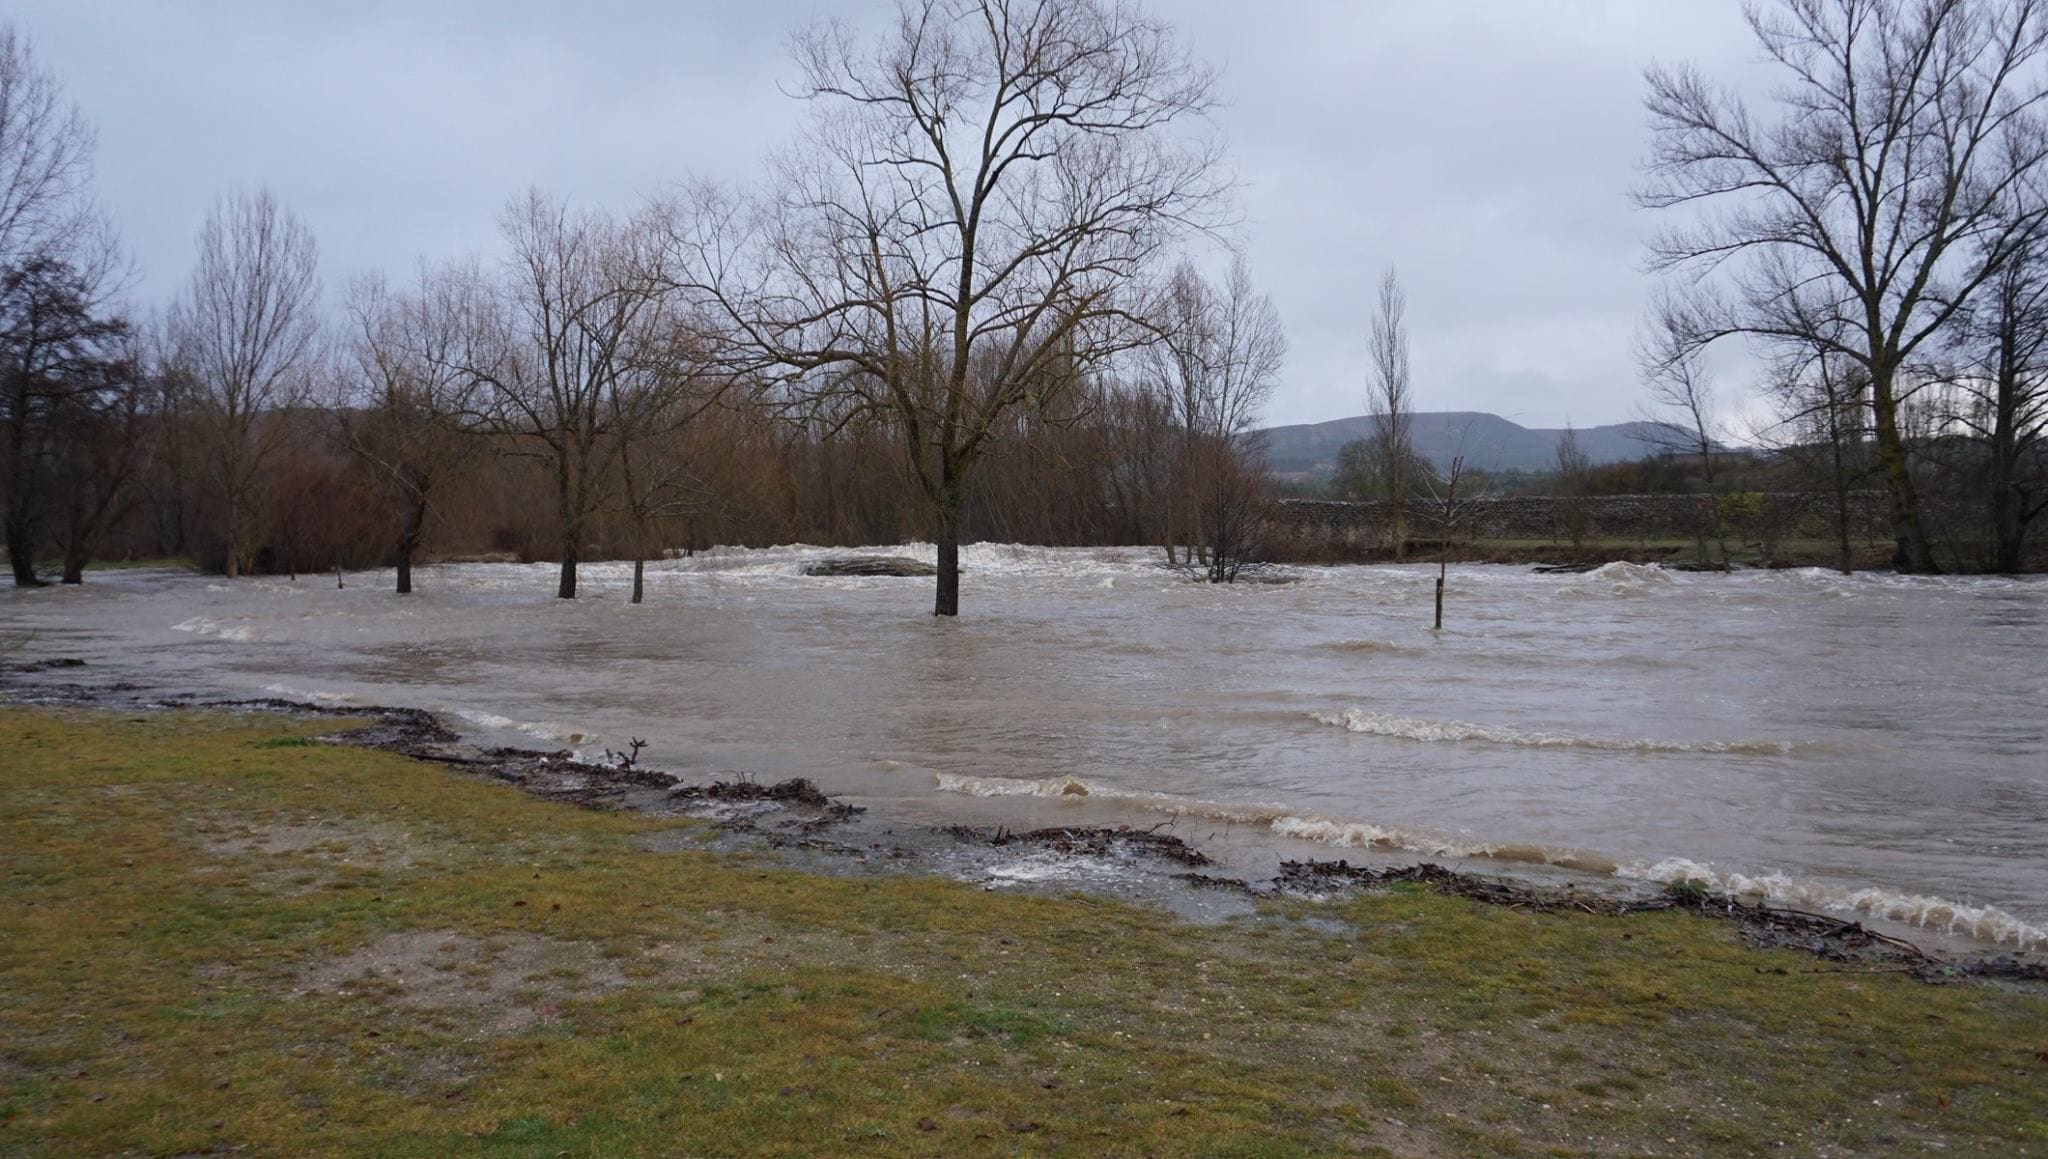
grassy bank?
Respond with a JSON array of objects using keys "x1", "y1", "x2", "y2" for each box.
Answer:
[{"x1": 2, "y1": 708, "x2": 2043, "y2": 1156}]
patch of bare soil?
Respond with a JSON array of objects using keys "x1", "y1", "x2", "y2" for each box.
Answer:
[
  {"x1": 188, "y1": 813, "x2": 429, "y2": 896},
  {"x1": 196, "y1": 817, "x2": 421, "y2": 869},
  {"x1": 296, "y1": 931, "x2": 634, "y2": 1038}
]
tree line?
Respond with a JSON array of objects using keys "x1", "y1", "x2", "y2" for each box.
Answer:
[
  {"x1": 7, "y1": 0, "x2": 2047, "y2": 618},
  {"x1": 0, "y1": 2, "x2": 1285, "y2": 615}
]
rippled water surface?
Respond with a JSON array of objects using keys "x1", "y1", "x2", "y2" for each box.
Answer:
[{"x1": 5, "y1": 546, "x2": 2044, "y2": 947}]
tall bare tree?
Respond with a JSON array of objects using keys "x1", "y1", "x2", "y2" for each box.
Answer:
[
  {"x1": 1367, "y1": 266, "x2": 1415, "y2": 559},
  {"x1": 46, "y1": 325, "x2": 145, "y2": 584},
  {"x1": 456, "y1": 191, "x2": 673, "y2": 599},
  {"x1": 602, "y1": 294, "x2": 726, "y2": 605},
  {"x1": 1640, "y1": 315, "x2": 1733, "y2": 566},
  {"x1": 0, "y1": 25, "x2": 96, "y2": 278},
  {"x1": 1146, "y1": 256, "x2": 1285, "y2": 579},
  {"x1": 1, "y1": 250, "x2": 126, "y2": 585},
  {"x1": 1639, "y1": 0, "x2": 2048, "y2": 573},
  {"x1": 335, "y1": 267, "x2": 483, "y2": 594},
  {"x1": 1766, "y1": 339, "x2": 1873, "y2": 574},
  {"x1": 1552, "y1": 419, "x2": 1592, "y2": 551},
  {"x1": 0, "y1": 23, "x2": 123, "y2": 586},
  {"x1": 1942, "y1": 240, "x2": 2048, "y2": 570},
  {"x1": 669, "y1": 0, "x2": 1226, "y2": 615},
  {"x1": 166, "y1": 188, "x2": 321, "y2": 578}
]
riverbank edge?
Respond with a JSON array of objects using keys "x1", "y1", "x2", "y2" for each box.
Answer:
[{"x1": 7, "y1": 667, "x2": 2037, "y2": 984}]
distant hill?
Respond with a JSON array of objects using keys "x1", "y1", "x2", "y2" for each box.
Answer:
[{"x1": 1258, "y1": 412, "x2": 1683, "y2": 479}]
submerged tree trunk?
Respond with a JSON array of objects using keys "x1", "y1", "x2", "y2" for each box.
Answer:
[
  {"x1": 1835, "y1": 488, "x2": 1854, "y2": 576},
  {"x1": 933, "y1": 490, "x2": 961, "y2": 617},
  {"x1": 1991, "y1": 484, "x2": 2024, "y2": 574},
  {"x1": 556, "y1": 501, "x2": 581, "y2": 599},
  {"x1": 1869, "y1": 369, "x2": 1937, "y2": 572},
  {"x1": 223, "y1": 492, "x2": 242, "y2": 580},
  {"x1": 1828, "y1": 413, "x2": 1854, "y2": 576},
  {"x1": 1990, "y1": 366, "x2": 2029, "y2": 574},
  {"x1": 394, "y1": 496, "x2": 428, "y2": 595},
  {"x1": 60, "y1": 508, "x2": 96, "y2": 585},
  {"x1": 557, "y1": 547, "x2": 578, "y2": 600},
  {"x1": 6, "y1": 508, "x2": 40, "y2": 587},
  {"x1": 934, "y1": 536, "x2": 959, "y2": 616},
  {"x1": 630, "y1": 520, "x2": 646, "y2": 605}
]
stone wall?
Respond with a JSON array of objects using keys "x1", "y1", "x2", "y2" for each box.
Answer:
[{"x1": 1273, "y1": 492, "x2": 1893, "y2": 553}]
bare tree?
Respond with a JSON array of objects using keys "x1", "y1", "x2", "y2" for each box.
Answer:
[
  {"x1": 166, "y1": 189, "x2": 321, "y2": 578},
  {"x1": 603, "y1": 301, "x2": 727, "y2": 605},
  {"x1": 1423, "y1": 454, "x2": 1477, "y2": 629},
  {"x1": 0, "y1": 25, "x2": 97, "y2": 279},
  {"x1": 1767, "y1": 341, "x2": 1874, "y2": 574},
  {"x1": 668, "y1": 0, "x2": 1226, "y2": 615},
  {"x1": 1640, "y1": 316, "x2": 1733, "y2": 566},
  {"x1": 1639, "y1": 0, "x2": 2048, "y2": 573},
  {"x1": 455, "y1": 191, "x2": 672, "y2": 599},
  {"x1": 0, "y1": 23, "x2": 122, "y2": 587},
  {"x1": 1367, "y1": 266, "x2": 1415, "y2": 559},
  {"x1": 1, "y1": 248, "x2": 126, "y2": 585},
  {"x1": 335, "y1": 267, "x2": 483, "y2": 594},
  {"x1": 1552, "y1": 419, "x2": 1592, "y2": 552},
  {"x1": 1942, "y1": 240, "x2": 2048, "y2": 571},
  {"x1": 1145, "y1": 256, "x2": 1285, "y2": 580}
]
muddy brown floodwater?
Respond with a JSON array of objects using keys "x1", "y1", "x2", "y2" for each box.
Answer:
[{"x1": 4, "y1": 545, "x2": 2043, "y2": 951}]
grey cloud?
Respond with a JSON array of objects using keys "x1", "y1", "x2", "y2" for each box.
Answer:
[{"x1": 14, "y1": 0, "x2": 1762, "y2": 426}]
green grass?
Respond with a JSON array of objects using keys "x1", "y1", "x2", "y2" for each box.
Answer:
[{"x1": 3, "y1": 707, "x2": 2045, "y2": 1156}]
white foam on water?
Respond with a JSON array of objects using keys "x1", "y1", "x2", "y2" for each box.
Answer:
[
  {"x1": 935, "y1": 772, "x2": 1103, "y2": 799},
  {"x1": 1556, "y1": 560, "x2": 1679, "y2": 599},
  {"x1": 930, "y1": 772, "x2": 2040, "y2": 948},
  {"x1": 1617, "y1": 858, "x2": 2047, "y2": 949},
  {"x1": 1267, "y1": 815, "x2": 1489, "y2": 859},
  {"x1": 653, "y1": 541, "x2": 1177, "y2": 582},
  {"x1": 1310, "y1": 709, "x2": 1794, "y2": 755},
  {"x1": 1321, "y1": 639, "x2": 1415, "y2": 655},
  {"x1": 451, "y1": 708, "x2": 591, "y2": 745},
  {"x1": 452, "y1": 708, "x2": 516, "y2": 730},
  {"x1": 172, "y1": 617, "x2": 255, "y2": 642},
  {"x1": 260, "y1": 683, "x2": 355, "y2": 704},
  {"x1": 932, "y1": 773, "x2": 1609, "y2": 870},
  {"x1": 982, "y1": 851, "x2": 1137, "y2": 886}
]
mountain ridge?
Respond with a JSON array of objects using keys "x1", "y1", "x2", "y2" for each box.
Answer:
[{"x1": 1258, "y1": 411, "x2": 1682, "y2": 478}]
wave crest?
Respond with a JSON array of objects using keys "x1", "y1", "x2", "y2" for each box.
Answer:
[
  {"x1": 1619, "y1": 858, "x2": 2046, "y2": 949},
  {"x1": 451, "y1": 708, "x2": 590, "y2": 745},
  {"x1": 1557, "y1": 561, "x2": 1678, "y2": 598},
  {"x1": 1311, "y1": 709, "x2": 1793, "y2": 755},
  {"x1": 930, "y1": 775, "x2": 2039, "y2": 946}
]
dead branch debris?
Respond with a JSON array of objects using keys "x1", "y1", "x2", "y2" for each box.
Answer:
[
  {"x1": 668, "y1": 774, "x2": 834, "y2": 808},
  {"x1": 605, "y1": 737, "x2": 648, "y2": 769},
  {"x1": 944, "y1": 824, "x2": 1214, "y2": 867}
]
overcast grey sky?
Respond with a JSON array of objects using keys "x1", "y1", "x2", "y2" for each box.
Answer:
[{"x1": 13, "y1": 1, "x2": 1759, "y2": 428}]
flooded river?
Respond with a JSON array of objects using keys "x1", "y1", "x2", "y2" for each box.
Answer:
[{"x1": 4, "y1": 546, "x2": 2044, "y2": 949}]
